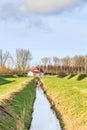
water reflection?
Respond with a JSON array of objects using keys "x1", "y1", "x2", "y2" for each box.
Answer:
[{"x1": 29, "y1": 87, "x2": 61, "y2": 130}]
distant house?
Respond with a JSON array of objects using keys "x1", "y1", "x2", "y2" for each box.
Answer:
[
  {"x1": 28, "y1": 71, "x2": 34, "y2": 76},
  {"x1": 32, "y1": 67, "x2": 44, "y2": 76},
  {"x1": 28, "y1": 67, "x2": 44, "y2": 76}
]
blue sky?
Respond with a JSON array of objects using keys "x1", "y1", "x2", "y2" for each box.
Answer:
[{"x1": 0, "y1": 0, "x2": 87, "y2": 64}]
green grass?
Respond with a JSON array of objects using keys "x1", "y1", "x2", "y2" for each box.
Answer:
[
  {"x1": 64, "y1": 73, "x2": 76, "y2": 80},
  {"x1": 77, "y1": 74, "x2": 87, "y2": 80},
  {"x1": 0, "y1": 77, "x2": 14, "y2": 85},
  {"x1": 0, "y1": 79, "x2": 36, "y2": 130},
  {"x1": 41, "y1": 75, "x2": 87, "y2": 130},
  {"x1": 0, "y1": 76, "x2": 32, "y2": 96},
  {"x1": 68, "y1": 73, "x2": 87, "y2": 81}
]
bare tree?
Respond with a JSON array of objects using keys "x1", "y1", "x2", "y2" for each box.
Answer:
[
  {"x1": 41, "y1": 57, "x2": 49, "y2": 65},
  {"x1": 52, "y1": 57, "x2": 60, "y2": 74},
  {"x1": 84, "y1": 55, "x2": 87, "y2": 73},
  {"x1": 61, "y1": 56, "x2": 71, "y2": 66},
  {"x1": 53, "y1": 56, "x2": 60, "y2": 65},
  {"x1": 16, "y1": 49, "x2": 32, "y2": 74},
  {"x1": 61, "y1": 56, "x2": 71, "y2": 73},
  {"x1": 0, "y1": 49, "x2": 10, "y2": 67},
  {"x1": 72, "y1": 55, "x2": 85, "y2": 73},
  {"x1": 41, "y1": 57, "x2": 51, "y2": 73}
]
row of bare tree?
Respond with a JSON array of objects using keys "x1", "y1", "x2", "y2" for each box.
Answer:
[
  {"x1": 39, "y1": 56, "x2": 87, "y2": 74},
  {"x1": 0, "y1": 49, "x2": 87, "y2": 74},
  {"x1": 0, "y1": 49, "x2": 32, "y2": 74}
]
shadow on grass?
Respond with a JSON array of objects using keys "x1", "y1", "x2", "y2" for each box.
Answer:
[
  {"x1": 57, "y1": 73, "x2": 67, "y2": 78},
  {"x1": 67, "y1": 74, "x2": 77, "y2": 79},
  {"x1": 0, "y1": 74, "x2": 16, "y2": 78},
  {"x1": 77, "y1": 74, "x2": 87, "y2": 81},
  {"x1": 0, "y1": 77, "x2": 15, "y2": 86}
]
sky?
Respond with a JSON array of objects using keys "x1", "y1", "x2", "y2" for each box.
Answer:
[{"x1": 0, "y1": 0, "x2": 87, "y2": 65}]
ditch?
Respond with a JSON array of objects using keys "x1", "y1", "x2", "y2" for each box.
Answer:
[{"x1": 29, "y1": 87, "x2": 62, "y2": 130}]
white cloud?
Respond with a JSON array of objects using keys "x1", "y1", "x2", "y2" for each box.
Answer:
[
  {"x1": 0, "y1": 0, "x2": 87, "y2": 31},
  {"x1": 0, "y1": 0, "x2": 84, "y2": 17},
  {"x1": 20, "y1": 0, "x2": 82, "y2": 14}
]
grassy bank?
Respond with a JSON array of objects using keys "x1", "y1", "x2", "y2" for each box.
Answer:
[
  {"x1": 0, "y1": 75, "x2": 36, "y2": 130},
  {"x1": 0, "y1": 75, "x2": 33, "y2": 102},
  {"x1": 41, "y1": 75, "x2": 87, "y2": 130}
]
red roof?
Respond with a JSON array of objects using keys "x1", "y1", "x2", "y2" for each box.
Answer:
[{"x1": 32, "y1": 67, "x2": 43, "y2": 73}]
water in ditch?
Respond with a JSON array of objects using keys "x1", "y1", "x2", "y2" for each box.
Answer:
[{"x1": 29, "y1": 87, "x2": 62, "y2": 130}]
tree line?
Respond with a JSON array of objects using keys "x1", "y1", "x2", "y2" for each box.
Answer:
[
  {"x1": 39, "y1": 56, "x2": 87, "y2": 74},
  {"x1": 0, "y1": 49, "x2": 32, "y2": 74},
  {"x1": 0, "y1": 49, "x2": 87, "y2": 75}
]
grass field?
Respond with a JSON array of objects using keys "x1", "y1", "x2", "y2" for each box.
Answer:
[
  {"x1": 41, "y1": 75, "x2": 87, "y2": 130},
  {"x1": 0, "y1": 75, "x2": 36, "y2": 130},
  {"x1": 0, "y1": 75, "x2": 33, "y2": 102}
]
